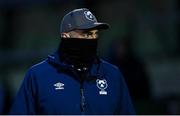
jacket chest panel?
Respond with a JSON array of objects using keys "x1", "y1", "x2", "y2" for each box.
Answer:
[
  {"x1": 37, "y1": 73, "x2": 81, "y2": 114},
  {"x1": 36, "y1": 72, "x2": 118, "y2": 114}
]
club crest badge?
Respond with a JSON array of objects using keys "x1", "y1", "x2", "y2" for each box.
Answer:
[
  {"x1": 96, "y1": 79, "x2": 108, "y2": 95},
  {"x1": 84, "y1": 11, "x2": 96, "y2": 21}
]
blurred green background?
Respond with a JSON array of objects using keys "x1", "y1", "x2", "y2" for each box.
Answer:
[{"x1": 0, "y1": 0, "x2": 180, "y2": 114}]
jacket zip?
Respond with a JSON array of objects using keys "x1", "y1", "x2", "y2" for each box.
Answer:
[{"x1": 80, "y1": 83, "x2": 85, "y2": 113}]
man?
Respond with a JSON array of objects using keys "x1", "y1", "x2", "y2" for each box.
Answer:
[{"x1": 10, "y1": 8, "x2": 135, "y2": 115}]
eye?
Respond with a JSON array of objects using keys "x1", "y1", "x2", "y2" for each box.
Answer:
[
  {"x1": 87, "y1": 32, "x2": 92, "y2": 36},
  {"x1": 83, "y1": 32, "x2": 92, "y2": 38}
]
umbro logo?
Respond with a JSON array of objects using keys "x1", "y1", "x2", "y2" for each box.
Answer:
[{"x1": 54, "y1": 82, "x2": 64, "y2": 90}]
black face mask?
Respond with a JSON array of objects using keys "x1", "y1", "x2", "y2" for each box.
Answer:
[{"x1": 58, "y1": 38, "x2": 98, "y2": 68}]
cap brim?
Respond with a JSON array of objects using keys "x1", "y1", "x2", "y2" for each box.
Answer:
[
  {"x1": 77, "y1": 22, "x2": 110, "y2": 30},
  {"x1": 93, "y1": 22, "x2": 109, "y2": 30}
]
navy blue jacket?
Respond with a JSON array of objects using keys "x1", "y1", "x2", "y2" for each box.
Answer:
[{"x1": 10, "y1": 53, "x2": 135, "y2": 115}]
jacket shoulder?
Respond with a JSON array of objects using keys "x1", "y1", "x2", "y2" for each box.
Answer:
[
  {"x1": 27, "y1": 59, "x2": 52, "y2": 74},
  {"x1": 99, "y1": 59, "x2": 119, "y2": 71}
]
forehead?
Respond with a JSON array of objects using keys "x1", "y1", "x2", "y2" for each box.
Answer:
[{"x1": 74, "y1": 29, "x2": 98, "y2": 33}]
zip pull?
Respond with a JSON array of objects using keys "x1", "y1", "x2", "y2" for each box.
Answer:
[{"x1": 80, "y1": 84, "x2": 86, "y2": 112}]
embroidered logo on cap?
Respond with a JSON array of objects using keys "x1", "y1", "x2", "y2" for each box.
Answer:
[{"x1": 84, "y1": 11, "x2": 95, "y2": 21}]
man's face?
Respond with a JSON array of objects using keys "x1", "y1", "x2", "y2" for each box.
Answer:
[{"x1": 61, "y1": 29, "x2": 98, "y2": 39}]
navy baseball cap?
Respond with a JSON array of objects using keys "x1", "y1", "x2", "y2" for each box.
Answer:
[{"x1": 60, "y1": 8, "x2": 109, "y2": 33}]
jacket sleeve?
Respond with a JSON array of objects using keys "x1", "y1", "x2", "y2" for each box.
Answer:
[
  {"x1": 114, "y1": 69, "x2": 136, "y2": 115},
  {"x1": 9, "y1": 69, "x2": 38, "y2": 114}
]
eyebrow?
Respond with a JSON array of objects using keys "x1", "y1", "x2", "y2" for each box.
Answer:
[{"x1": 82, "y1": 30, "x2": 98, "y2": 34}]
